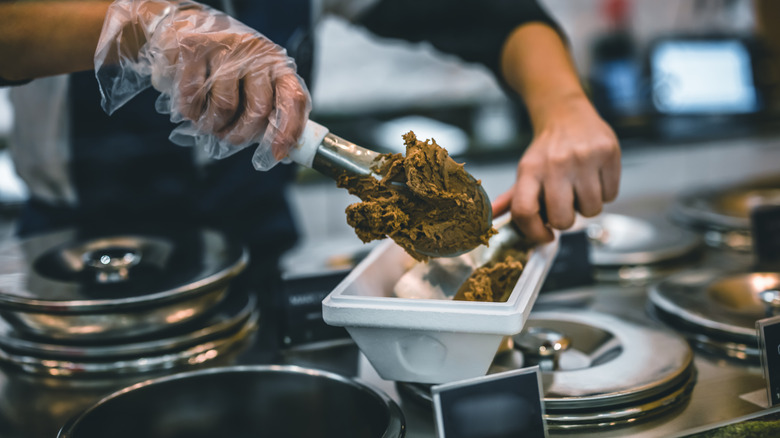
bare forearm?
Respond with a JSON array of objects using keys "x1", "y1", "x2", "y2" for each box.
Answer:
[
  {"x1": 0, "y1": 1, "x2": 111, "y2": 81},
  {"x1": 495, "y1": 22, "x2": 621, "y2": 242},
  {"x1": 500, "y1": 22, "x2": 589, "y2": 132}
]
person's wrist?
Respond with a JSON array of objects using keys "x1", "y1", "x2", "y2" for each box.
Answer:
[{"x1": 526, "y1": 89, "x2": 592, "y2": 134}]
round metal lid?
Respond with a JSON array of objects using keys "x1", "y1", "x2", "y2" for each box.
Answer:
[
  {"x1": 494, "y1": 310, "x2": 693, "y2": 410},
  {"x1": 396, "y1": 309, "x2": 694, "y2": 430},
  {"x1": 648, "y1": 269, "x2": 780, "y2": 342},
  {"x1": 575, "y1": 214, "x2": 702, "y2": 266},
  {"x1": 0, "y1": 287, "x2": 255, "y2": 359},
  {"x1": 0, "y1": 227, "x2": 248, "y2": 312},
  {"x1": 670, "y1": 175, "x2": 780, "y2": 232},
  {"x1": 0, "y1": 310, "x2": 258, "y2": 377}
]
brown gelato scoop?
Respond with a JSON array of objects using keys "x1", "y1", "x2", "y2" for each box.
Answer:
[
  {"x1": 453, "y1": 247, "x2": 529, "y2": 302},
  {"x1": 337, "y1": 131, "x2": 497, "y2": 262}
]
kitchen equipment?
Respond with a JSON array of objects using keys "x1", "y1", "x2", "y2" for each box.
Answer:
[
  {"x1": 288, "y1": 120, "x2": 493, "y2": 258},
  {"x1": 576, "y1": 213, "x2": 703, "y2": 284},
  {"x1": 0, "y1": 227, "x2": 247, "y2": 341},
  {"x1": 0, "y1": 287, "x2": 257, "y2": 378},
  {"x1": 322, "y1": 222, "x2": 558, "y2": 384},
  {"x1": 647, "y1": 269, "x2": 779, "y2": 362},
  {"x1": 397, "y1": 309, "x2": 696, "y2": 431},
  {"x1": 58, "y1": 365, "x2": 406, "y2": 438},
  {"x1": 670, "y1": 175, "x2": 780, "y2": 251}
]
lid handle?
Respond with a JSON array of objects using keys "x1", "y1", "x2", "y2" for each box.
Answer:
[
  {"x1": 515, "y1": 327, "x2": 571, "y2": 371},
  {"x1": 82, "y1": 247, "x2": 142, "y2": 283}
]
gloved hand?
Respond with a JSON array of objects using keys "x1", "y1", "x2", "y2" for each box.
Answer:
[{"x1": 94, "y1": 0, "x2": 311, "y2": 170}]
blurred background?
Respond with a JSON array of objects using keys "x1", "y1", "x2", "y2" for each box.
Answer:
[
  {"x1": 1, "y1": 0, "x2": 780, "y2": 271},
  {"x1": 285, "y1": 0, "x2": 780, "y2": 272},
  {"x1": 3, "y1": 3, "x2": 780, "y2": 436}
]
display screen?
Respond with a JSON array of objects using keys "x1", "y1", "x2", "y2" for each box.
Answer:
[{"x1": 650, "y1": 39, "x2": 759, "y2": 114}]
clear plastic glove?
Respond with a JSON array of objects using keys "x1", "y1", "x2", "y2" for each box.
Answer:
[
  {"x1": 492, "y1": 95, "x2": 621, "y2": 242},
  {"x1": 94, "y1": 0, "x2": 311, "y2": 170}
]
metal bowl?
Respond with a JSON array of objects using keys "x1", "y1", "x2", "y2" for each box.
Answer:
[
  {"x1": 58, "y1": 365, "x2": 406, "y2": 438},
  {"x1": 0, "y1": 227, "x2": 248, "y2": 341}
]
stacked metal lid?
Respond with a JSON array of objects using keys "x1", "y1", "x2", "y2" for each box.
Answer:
[
  {"x1": 397, "y1": 309, "x2": 695, "y2": 430},
  {"x1": 575, "y1": 213, "x2": 702, "y2": 284},
  {"x1": 670, "y1": 175, "x2": 780, "y2": 251},
  {"x1": 648, "y1": 268, "x2": 779, "y2": 363},
  {"x1": 0, "y1": 227, "x2": 255, "y2": 379}
]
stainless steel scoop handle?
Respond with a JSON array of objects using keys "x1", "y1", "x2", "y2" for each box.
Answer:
[{"x1": 288, "y1": 120, "x2": 381, "y2": 180}]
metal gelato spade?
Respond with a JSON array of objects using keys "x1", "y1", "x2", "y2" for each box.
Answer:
[{"x1": 287, "y1": 120, "x2": 492, "y2": 258}]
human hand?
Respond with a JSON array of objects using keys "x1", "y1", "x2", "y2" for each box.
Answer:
[
  {"x1": 492, "y1": 95, "x2": 621, "y2": 242},
  {"x1": 95, "y1": 0, "x2": 311, "y2": 170}
]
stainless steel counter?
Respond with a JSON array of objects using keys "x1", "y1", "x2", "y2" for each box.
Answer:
[
  {"x1": 3, "y1": 133, "x2": 780, "y2": 437},
  {"x1": 348, "y1": 268, "x2": 771, "y2": 438},
  {"x1": 0, "y1": 242, "x2": 773, "y2": 438},
  {"x1": 269, "y1": 237, "x2": 772, "y2": 438}
]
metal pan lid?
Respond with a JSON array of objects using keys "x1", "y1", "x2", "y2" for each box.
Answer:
[
  {"x1": 0, "y1": 227, "x2": 248, "y2": 312},
  {"x1": 577, "y1": 214, "x2": 702, "y2": 266},
  {"x1": 0, "y1": 312, "x2": 258, "y2": 377},
  {"x1": 493, "y1": 310, "x2": 693, "y2": 409},
  {"x1": 648, "y1": 269, "x2": 780, "y2": 341},
  {"x1": 396, "y1": 310, "x2": 694, "y2": 430},
  {"x1": 670, "y1": 175, "x2": 780, "y2": 232},
  {"x1": 0, "y1": 287, "x2": 256, "y2": 359}
]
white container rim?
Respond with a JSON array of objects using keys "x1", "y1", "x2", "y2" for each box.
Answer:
[{"x1": 322, "y1": 235, "x2": 559, "y2": 335}]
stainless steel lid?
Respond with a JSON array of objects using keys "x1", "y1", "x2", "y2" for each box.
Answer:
[
  {"x1": 670, "y1": 175, "x2": 780, "y2": 250},
  {"x1": 648, "y1": 269, "x2": 780, "y2": 342},
  {"x1": 0, "y1": 227, "x2": 248, "y2": 313},
  {"x1": 397, "y1": 309, "x2": 695, "y2": 430},
  {"x1": 578, "y1": 214, "x2": 702, "y2": 266},
  {"x1": 495, "y1": 310, "x2": 694, "y2": 409},
  {"x1": 0, "y1": 287, "x2": 255, "y2": 360},
  {"x1": 0, "y1": 293, "x2": 259, "y2": 377}
]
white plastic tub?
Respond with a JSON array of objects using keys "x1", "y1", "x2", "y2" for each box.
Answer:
[{"x1": 322, "y1": 225, "x2": 559, "y2": 384}]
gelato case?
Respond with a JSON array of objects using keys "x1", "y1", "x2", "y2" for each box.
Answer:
[{"x1": 1, "y1": 166, "x2": 780, "y2": 437}]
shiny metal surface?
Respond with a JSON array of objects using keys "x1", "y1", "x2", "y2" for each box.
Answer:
[
  {"x1": 512, "y1": 325, "x2": 571, "y2": 371},
  {"x1": 0, "y1": 228, "x2": 248, "y2": 341},
  {"x1": 313, "y1": 132, "x2": 493, "y2": 259},
  {"x1": 649, "y1": 270, "x2": 780, "y2": 341},
  {"x1": 648, "y1": 305, "x2": 760, "y2": 362},
  {"x1": 81, "y1": 246, "x2": 141, "y2": 284},
  {"x1": 0, "y1": 247, "x2": 769, "y2": 438},
  {"x1": 670, "y1": 175, "x2": 780, "y2": 251},
  {"x1": 0, "y1": 310, "x2": 258, "y2": 378},
  {"x1": 398, "y1": 309, "x2": 695, "y2": 430},
  {"x1": 581, "y1": 214, "x2": 702, "y2": 266},
  {"x1": 0, "y1": 287, "x2": 255, "y2": 360},
  {"x1": 571, "y1": 213, "x2": 703, "y2": 285},
  {"x1": 57, "y1": 365, "x2": 406, "y2": 438},
  {"x1": 372, "y1": 277, "x2": 766, "y2": 438},
  {"x1": 593, "y1": 255, "x2": 701, "y2": 285},
  {"x1": 397, "y1": 369, "x2": 696, "y2": 431},
  {"x1": 313, "y1": 132, "x2": 387, "y2": 182},
  {"x1": 503, "y1": 310, "x2": 693, "y2": 409}
]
